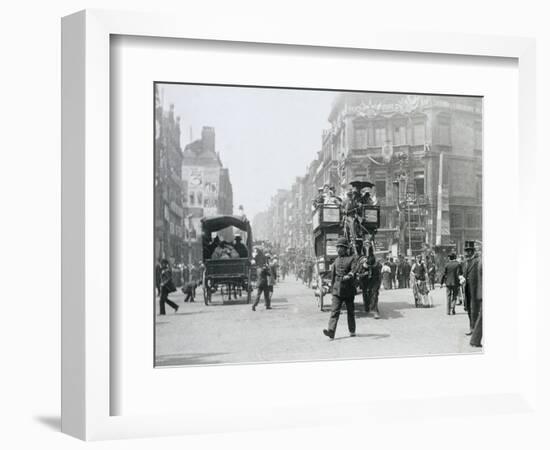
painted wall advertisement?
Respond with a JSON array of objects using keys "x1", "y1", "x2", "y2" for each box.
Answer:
[{"x1": 183, "y1": 167, "x2": 220, "y2": 216}]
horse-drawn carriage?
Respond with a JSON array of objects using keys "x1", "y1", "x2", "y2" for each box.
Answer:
[
  {"x1": 201, "y1": 215, "x2": 254, "y2": 305},
  {"x1": 312, "y1": 181, "x2": 381, "y2": 311}
]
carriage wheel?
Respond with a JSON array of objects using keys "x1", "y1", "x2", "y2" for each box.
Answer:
[
  {"x1": 202, "y1": 274, "x2": 210, "y2": 305},
  {"x1": 203, "y1": 285, "x2": 211, "y2": 306},
  {"x1": 246, "y1": 271, "x2": 252, "y2": 304}
]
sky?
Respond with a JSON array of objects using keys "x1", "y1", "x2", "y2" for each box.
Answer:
[{"x1": 160, "y1": 83, "x2": 336, "y2": 219}]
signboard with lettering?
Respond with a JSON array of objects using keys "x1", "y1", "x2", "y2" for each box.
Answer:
[
  {"x1": 363, "y1": 206, "x2": 380, "y2": 229},
  {"x1": 322, "y1": 206, "x2": 340, "y2": 223},
  {"x1": 182, "y1": 166, "x2": 220, "y2": 216}
]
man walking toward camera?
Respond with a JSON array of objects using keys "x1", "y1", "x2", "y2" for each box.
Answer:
[
  {"x1": 323, "y1": 238, "x2": 358, "y2": 339},
  {"x1": 159, "y1": 259, "x2": 179, "y2": 315},
  {"x1": 252, "y1": 255, "x2": 273, "y2": 311}
]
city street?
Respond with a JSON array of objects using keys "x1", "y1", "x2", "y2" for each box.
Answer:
[{"x1": 155, "y1": 277, "x2": 481, "y2": 367}]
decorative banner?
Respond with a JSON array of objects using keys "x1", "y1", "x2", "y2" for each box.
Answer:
[
  {"x1": 323, "y1": 207, "x2": 340, "y2": 223},
  {"x1": 381, "y1": 141, "x2": 393, "y2": 162}
]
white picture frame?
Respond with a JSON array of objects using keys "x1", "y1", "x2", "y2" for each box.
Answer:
[{"x1": 61, "y1": 9, "x2": 538, "y2": 441}]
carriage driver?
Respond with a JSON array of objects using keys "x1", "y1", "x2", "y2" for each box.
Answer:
[
  {"x1": 323, "y1": 237, "x2": 359, "y2": 339},
  {"x1": 252, "y1": 254, "x2": 274, "y2": 311}
]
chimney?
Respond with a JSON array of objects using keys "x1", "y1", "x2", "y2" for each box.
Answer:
[{"x1": 201, "y1": 126, "x2": 215, "y2": 153}]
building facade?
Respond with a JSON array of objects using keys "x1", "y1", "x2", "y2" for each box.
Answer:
[
  {"x1": 254, "y1": 93, "x2": 482, "y2": 259},
  {"x1": 181, "y1": 126, "x2": 234, "y2": 264},
  {"x1": 154, "y1": 94, "x2": 184, "y2": 264}
]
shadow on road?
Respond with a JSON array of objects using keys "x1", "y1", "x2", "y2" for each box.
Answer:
[
  {"x1": 206, "y1": 299, "x2": 251, "y2": 306},
  {"x1": 174, "y1": 309, "x2": 213, "y2": 316},
  {"x1": 333, "y1": 333, "x2": 390, "y2": 341},
  {"x1": 155, "y1": 352, "x2": 228, "y2": 367},
  {"x1": 270, "y1": 297, "x2": 288, "y2": 303}
]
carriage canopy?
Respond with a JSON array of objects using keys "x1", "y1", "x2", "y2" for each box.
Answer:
[{"x1": 201, "y1": 215, "x2": 253, "y2": 251}]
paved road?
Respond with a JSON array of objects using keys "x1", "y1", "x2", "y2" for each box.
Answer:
[{"x1": 155, "y1": 277, "x2": 480, "y2": 367}]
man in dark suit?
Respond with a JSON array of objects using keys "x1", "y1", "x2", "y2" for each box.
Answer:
[
  {"x1": 403, "y1": 259, "x2": 411, "y2": 288},
  {"x1": 470, "y1": 253, "x2": 483, "y2": 347},
  {"x1": 389, "y1": 257, "x2": 397, "y2": 289},
  {"x1": 440, "y1": 252, "x2": 462, "y2": 315},
  {"x1": 252, "y1": 255, "x2": 273, "y2": 311},
  {"x1": 323, "y1": 238, "x2": 358, "y2": 339},
  {"x1": 463, "y1": 241, "x2": 482, "y2": 336},
  {"x1": 159, "y1": 259, "x2": 179, "y2": 315},
  {"x1": 233, "y1": 235, "x2": 249, "y2": 258},
  {"x1": 362, "y1": 244, "x2": 382, "y2": 319}
]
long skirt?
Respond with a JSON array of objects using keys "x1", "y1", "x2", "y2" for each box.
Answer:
[{"x1": 413, "y1": 280, "x2": 430, "y2": 306}]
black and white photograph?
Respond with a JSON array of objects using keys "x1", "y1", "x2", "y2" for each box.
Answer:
[{"x1": 154, "y1": 82, "x2": 483, "y2": 367}]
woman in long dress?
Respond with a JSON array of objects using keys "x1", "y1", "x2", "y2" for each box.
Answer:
[
  {"x1": 411, "y1": 255, "x2": 431, "y2": 307},
  {"x1": 381, "y1": 262, "x2": 392, "y2": 290}
]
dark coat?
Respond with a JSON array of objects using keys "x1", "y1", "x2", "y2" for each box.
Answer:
[
  {"x1": 389, "y1": 262, "x2": 397, "y2": 277},
  {"x1": 233, "y1": 242, "x2": 249, "y2": 258},
  {"x1": 330, "y1": 255, "x2": 357, "y2": 298},
  {"x1": 402, "y1": 262, "x2": 411, "y2": 278},
  {"x1": 257, "y1": 264, "x2": 271, "y2": 288},
  {"x1": 465, "y1": 255, "x2": 482, "y2": 301},
  {"x1": 160, "y1": 268, "x2": 176, "y2": 293},
  {"x1": 440, "y1": 260, "x2": 463, "y2": 287}
]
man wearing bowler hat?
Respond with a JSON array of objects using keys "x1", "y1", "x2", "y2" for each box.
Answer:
[{"x1": 323, "y1": 237, "x2": 358, "y2": 339}]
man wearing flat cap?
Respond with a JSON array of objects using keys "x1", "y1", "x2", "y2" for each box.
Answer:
[{"x1": 323, "y1": 237, "x2": 358, "y2": 339}]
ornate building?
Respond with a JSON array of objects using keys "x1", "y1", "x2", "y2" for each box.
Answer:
[
  {"x1": 326, "y1": 93, "x2": 482, "y2": 255},
  {"x1": 255, "y1": 92, "x2": 482, "y2": 259}
]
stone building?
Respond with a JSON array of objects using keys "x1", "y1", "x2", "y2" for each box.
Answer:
[
  {"x1": 181, "y1": 126, "x2": 234, "y2": 264},
  {"x1": 326, "y1": 92, "x2": 482, "y2": 255},
  {"x1": 256, "y1": 92, "x2": 482, "y2": 259},
  {"x1": 154, "y1": 93, "x2": 184, "y2": 264}
]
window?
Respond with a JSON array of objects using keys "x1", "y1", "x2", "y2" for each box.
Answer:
[
  {"x1": 367, "y1": 127, "x2": 375, "y2": 146},
  {"x1": 451, "y1": 212, "x2": 463, "y2": 228},
  {"x1": 354, "y1": 126, "x2": 367, "y2": 148},
  {"x1": 414, "y1": 171, "x2": 425, "y2": 195},
  {"x1": 375, "y1": 127, "x2": 386, "y2": 146},
  {"x1": 393, "y1": 125, "x2": 406, "y2": 145},
  {"x1": 413, "y1": 123, "x2": 425, "y2": 145},
  {"x1": 439, "y1": 125, "x2": 450, "y2": 145},
  {"x1": 379, "y1": 211, "x2": 387, "y2": 228},
  {"x1": 375, "y1": 180, "x2": 386, "y2": 198},
  {"x1": 475, "y1": 121, "x2": 482, "y2": 150},
  {"x1": 466, "y1": 213, "x2": 481, "y2": 228},
  {"x1": 476, "y1": 174, "x2": 482, "y2": 201},
  {"x1": 438, "y1": 114, "x2": 451, "y2": 146}
]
